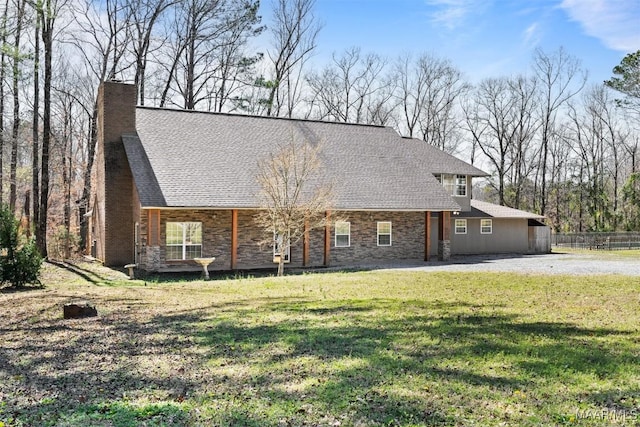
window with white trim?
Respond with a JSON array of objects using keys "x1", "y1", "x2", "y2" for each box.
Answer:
[
  {"x1": 377, "y1": 222, "x2": 392, "y2": 246},
  {"x1": 436, "y1": 174, "x2": 467, "y2": 196},
  {"x1": 335, "y1": 221, "x2": 350, "y2": 247},
  {"x1": 454, "y1": 219, "x2": 467, "y2": 234},
  {"x1": 166, "y1": 222, "x2": 202, "y2": 260},
  {"x1": 455, "y1": 175, "x2": 467, "y2": 196},
  {"x1": 480, "y1": 219, "x2": 493, "y2": 234},
  {"x1": 273, "y1": 232, "x2": 290, "y2": 263}
]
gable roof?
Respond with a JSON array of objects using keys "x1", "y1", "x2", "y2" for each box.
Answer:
[
  {"x1": 124, "y1": 107, "x2": 487, "y2": 211},
  {"x1": 457, "y1": 200, "x2": 545, "y2": 219}
]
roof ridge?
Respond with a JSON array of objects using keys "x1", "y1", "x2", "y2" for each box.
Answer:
[{"x1": 135, "y1": 105, "x2": 388, "y2": 130}]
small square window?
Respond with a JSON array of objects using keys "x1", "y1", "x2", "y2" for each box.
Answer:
[
  {"x1": 377, "y1": 222, "x2": 392, "y2": 246},
  {"x1": 481, "y1": 219, "x2": 492, "y2": 234},
  {"x1": 335, "y1": 221, "x2": 350, "y2": 247},
  {"x1": 454, "y1": 219, "x2": 467, "y2": 234}
]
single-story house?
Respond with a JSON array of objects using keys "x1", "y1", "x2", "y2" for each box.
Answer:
[{"x1": 90, "y1": 81, "x2": 550, "y2": 272}]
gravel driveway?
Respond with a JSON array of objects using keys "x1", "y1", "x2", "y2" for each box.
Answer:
[{"x1": 373, "y1": 252, "x2": 640, "y2": 276}]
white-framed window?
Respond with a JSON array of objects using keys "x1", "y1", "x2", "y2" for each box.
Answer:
[
  {"x1": 436, "y1": 174, "x2": 467, "y2": 196},
  {"x1": 455, "y1": 175, "x2": 467, "y2": 196},
  {"x1": 377, "y1": 221, "x2": 392, "y2": 246},
  {"x1": 454, "y1": 219, "x2": 467, "y2": 234},
  {"x1": 166, "y1": 222, "x2": 202, "y2": 260},
  {"x1": 335, "y1": 221, "x2": 350, "y2": 247},
  {"x1": 480, "y1": 219, "x2": 493, "y2": 234},
  {"x1": 273, "y1": 232, "x2": 290, "y2": 263}
]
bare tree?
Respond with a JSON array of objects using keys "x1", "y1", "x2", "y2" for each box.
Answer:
[
  {"x1": 127, "y1": 0, "x2": 175, "y2": 105},
  {"x1": 67, "y1": 0, "x2": 132, "y2": 250},
  {"x1": 0, "y1": 0, "x2": 9, "y2": 206},
  {"x1": 585, "y1": 84, "x2": 630, "y2": 229},
  {"x1": 156, "y1": 0, "x2": 262, "y2": 110},
  {"x1": 564, "y1": 87, "x2": 615, "y2": 231},
  {"x1": 395, "y1": 53, "x2": 469, "y2": 152},
  {"x1": 255, "y1": 133, "x2": 333, "y2": 276},
  {"x1": 264, "y1": 0, "x2": 321, "y2": 117},
  {"x1": 8, "y1": 0, "x2": 26, "y2": 212},
  {"x1": 464, "y1": 75, "x2": 538, "y2": 206},
  {"x1": 531, "y1": 47, "x2": 587, "y2": 216},
  {"x1": 36, "y1": 0, "x2": 67, "y2": 257},
  {"x1": 69, "y1": 0, "x2": 132, "y2": 81},
  {"x1": 31, "y1": 2, "x2": 40, "y2": 237},
  {"x1": 306, "y1": 47, "x2": 393, "y2": 124}
]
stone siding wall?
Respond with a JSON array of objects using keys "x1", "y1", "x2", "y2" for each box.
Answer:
[
  {"x1": 329, "y1": 211, "x2": 425, "y2": 266},
  {"x1": 136, "y1": 209, "x2": 429, "y2": 271}
]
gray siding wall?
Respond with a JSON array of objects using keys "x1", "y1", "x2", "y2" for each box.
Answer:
[
  {"x1": 453, "y1": 176, "x2": 473, "y2": 212},
  {"x1": 450, "y1": 218, "x2": 529, "y2": 254}
]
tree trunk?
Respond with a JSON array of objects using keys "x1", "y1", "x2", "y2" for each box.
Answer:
[
  {"x1": 37, "y1": 2, "x2": 53, "y2": 258},
  {"x1": 10, "y1": 0, "x2": 26, "y2": 212},
  {"x1": 62, "y1": 102, "x2": 71, "y2": 258},
  {"x1": 32, "y1": 10, "x2": 40, "y2": 238},
  {"x1": 0, "y1": 0, "x2": 8, "y2": 206},
  {"x1": 79, "y1": 107, "x2": 97, "y2": 252},
  {"x1": 24, "y1": 190, "x2": 30, "y2": 237}
]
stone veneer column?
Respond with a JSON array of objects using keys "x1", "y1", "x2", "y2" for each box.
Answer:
[
  {"x1": 438, "y1": 240, "x2": 451, "y2": 261},
  {"x1": 438, "y1": 211, "x2": 451, "y2": 261},
  {"x1": 146, "y1": 246, "x2": 161, "y2": 272}
]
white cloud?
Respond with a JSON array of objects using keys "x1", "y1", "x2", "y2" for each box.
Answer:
[
  {"x1": 560, "y1": 0, "x2": 640, "y2": 52},
  {"x1": 425, "y1": 0, "x2": 488, "y2": 30},
  {"x1": 523, "y1": 22, "x2": 541, "y2": 48}
]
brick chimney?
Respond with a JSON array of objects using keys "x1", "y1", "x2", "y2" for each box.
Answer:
[{"x1": 94, "y1": 81, "x2": 137, "y2": 266}]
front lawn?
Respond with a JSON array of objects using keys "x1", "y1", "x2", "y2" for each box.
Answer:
[{"x1": 1, "y1": 262, "x2": 639, "y2": 426}]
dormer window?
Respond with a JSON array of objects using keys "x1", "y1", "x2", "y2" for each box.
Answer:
[{"x1": 436, "y1": 174, "x2": 467, "y2": 196}]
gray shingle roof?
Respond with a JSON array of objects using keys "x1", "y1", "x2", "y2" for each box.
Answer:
[
  {"x1": 403, "y1": 138, "x2": 487, "y2": 177},
  {"x1": 122, "y1": 134, "x2": 166, "y2": 207},
  {"x1": 457, "y1": 200, "x2": 546, "y2": 219},
  {"x1": 125, "y1": 107, "x2": 487, "y2": 211}
]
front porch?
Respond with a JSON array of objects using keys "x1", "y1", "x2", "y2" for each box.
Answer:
[{"x1": 135, "y1": 209, "x2": 453, "y2": 272}]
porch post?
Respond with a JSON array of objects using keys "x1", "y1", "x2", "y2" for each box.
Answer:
[
  {"x1": 231, "y1": 209, "x2": 238, "y2": 269},
  {"x1": 303, "y1": 218, "x2": 310, "y2": 266},
  {"x1": 424, "y1": 211, "x2": 431, "y2": 261},
  {"x1": 438, "y1": 211, "x2": 451, "y2": 261},
  {"x1": 323, "y1": 210, "x2": 331, "y2": 266}
]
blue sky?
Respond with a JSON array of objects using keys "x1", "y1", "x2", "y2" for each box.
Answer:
[{"x1": 276, "y1": 0, "x2": 640, "y2": 84}]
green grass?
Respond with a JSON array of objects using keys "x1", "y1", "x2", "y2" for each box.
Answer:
[
  {"x1": 553, "y1": 246, "x2": 640, "y2": 259},
  {"x1": 1, "y1": 262, "x2": 639, "y2": 426}
]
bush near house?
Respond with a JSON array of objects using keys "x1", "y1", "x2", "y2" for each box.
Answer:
[{"x1": 0, "y1": 204, "x2": 43, "y2": 288}]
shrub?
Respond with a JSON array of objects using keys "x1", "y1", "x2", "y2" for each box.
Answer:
[{"x1": 0, "y1": 205, "x2": 43, "y2": 288}]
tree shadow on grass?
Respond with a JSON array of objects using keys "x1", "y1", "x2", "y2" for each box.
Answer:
[
  {"x1": 174, "y1": 299, "x2": 637, "y2": 425},
  {"x1": 0, "y1": 312, "x2": 200, "y2": 427},
  {"x1": 2, "y1": 297, "x2": 637, "y2": 426},
  {"x1": 46, "y1": 259, "x2": 124, "y2": 284},
  {"x1": 0, "y1": 284, "x2": 44, "y2": 294}
]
